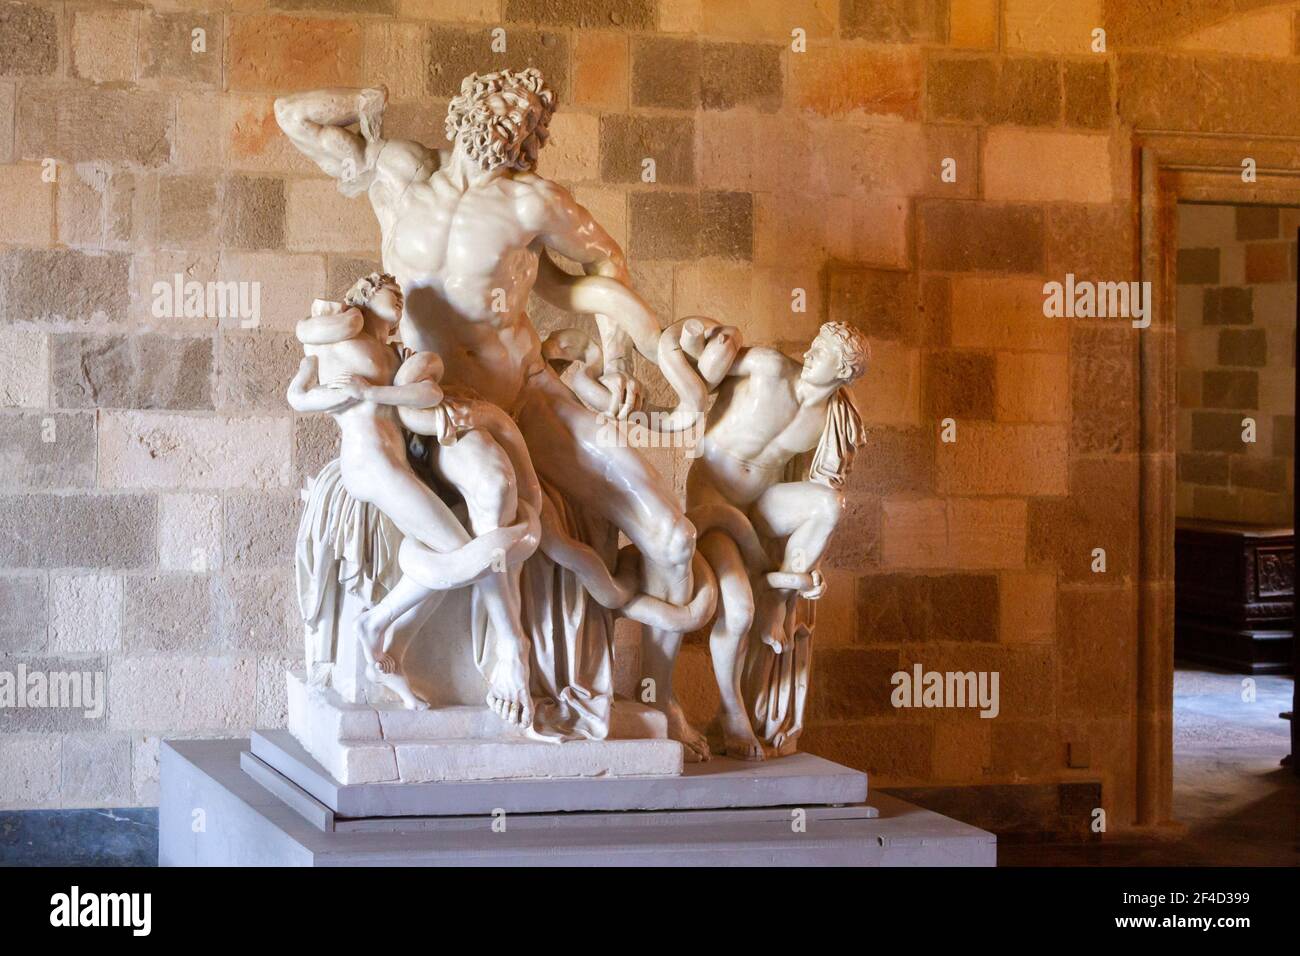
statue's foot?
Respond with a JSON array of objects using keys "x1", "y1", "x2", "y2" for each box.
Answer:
[
  {"x1": 365, "y1": 650, "x2": 395, "y2": 674},
  {"x1": 364, "y1": 662, "x2": 428, "y2": 710},
  {"x1": 761, "y1": 629, "x2": 790, "y2": 654},
  {"x1": 719, "y1": 713, "x2": 766, "y2": 761},
  {"x1": 357, "y1": 611, "x2": 423, "y2": 705},
  {"x1": 667, "y1": 700, "x2": 711, "y2": 762},
  {"x1": 799, "y1": 569, "x2": 826, "y2": 601},
  {"x1": 486, "y1": 644, "x2": 533, "y2": 729},
  {"x1": 355, "y1": 606, "x2": 392, "y2": 666}
]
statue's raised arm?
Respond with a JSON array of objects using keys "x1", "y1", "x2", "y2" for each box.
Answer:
[
  {"x1": 274, "y1": 87, "x2": 385, "y2": 186},
  {"x1": 274, "y1": 86, "x2": 438, "y2": 200}
]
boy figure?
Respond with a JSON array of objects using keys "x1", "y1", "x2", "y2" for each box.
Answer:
[
  {"x1": 289, "y1": 273, "x2": 540, "y2": 722},
  {"x1": 685, "y1": 321, "x2": 870, "y2": 758}
]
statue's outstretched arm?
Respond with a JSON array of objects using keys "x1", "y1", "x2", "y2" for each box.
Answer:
[
  {"x1": 286, "y1": 356, "x2": 358, "y2": 413},
  {"x1": 363, "y1": 380, "x2": 443, "y2": 408}
]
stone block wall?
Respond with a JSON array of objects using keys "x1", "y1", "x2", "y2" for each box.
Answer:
[
  {"x1": 1176, "y1": 202, "x2": 1296, "y2": 525},
  {"x1": 1, "y1": 0, "x2": 1297, "y2": 826}
]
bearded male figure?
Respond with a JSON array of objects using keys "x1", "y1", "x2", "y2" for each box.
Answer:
[{"x1": 275, "y1": 70, "x2": 712, "y2": 755}]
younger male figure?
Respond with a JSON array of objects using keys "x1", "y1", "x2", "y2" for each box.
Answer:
[{"x1": 686, "y1": 322, "x2": 870, "y2": 758}]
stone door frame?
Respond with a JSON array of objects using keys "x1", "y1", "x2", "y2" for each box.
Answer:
[{"x1": 1135, "y1": 131, "x2": 1300, "y2": 825}]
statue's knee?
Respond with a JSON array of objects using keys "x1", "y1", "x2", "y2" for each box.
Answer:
[
  {"x1": 648, "y1": 513, "x2": 696, "y2": 569},
  {"x1": 465, "y1": 463, "x2": 513, "y2": 523},
  {"x1": 669, "y1": 514, "x2": 697, "y2": 567},
  {"x1": 815, "y1": 488, "x2": 845, "y2": 526},
  {"x1": 722, "y1": 588, "x2": 755, "y2": 637}
]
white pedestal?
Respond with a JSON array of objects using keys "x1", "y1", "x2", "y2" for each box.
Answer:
[
  {"x1": 158, "y1": 739, "x2": 997, "y2": 866},
  {"x1": 286, "y1": 671, "x2": 683, "y2": 784}
]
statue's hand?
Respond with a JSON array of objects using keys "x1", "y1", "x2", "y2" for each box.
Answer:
[
  {"x1": 358, "y1": 86, "x2": 388, "y2": 142},
  {"x1": 598, "y1": 368, "x2": 643, "y2": 420},
  {"x1": 800, "y1": 569, "x2": 827, "y2": 601},
  {"x1": 325, "y1": 372, "x2": 369, "y2": 400}
]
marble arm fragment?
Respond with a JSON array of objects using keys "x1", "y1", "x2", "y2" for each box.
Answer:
[
  {"x1": 364, "y1": 380, "x2": 444, "y2": 408},
  {"x1": 287, "y1": 357, "x2": 358, "y2": 413}
]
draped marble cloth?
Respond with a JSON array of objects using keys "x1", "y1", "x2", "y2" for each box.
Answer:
[
  {"x1": 468, "y1": 476, "x2": 619, "y2": 741},
  {"x1": 296, "y1": 458, "x2": 402, "y2": 683},
  {"x1": 741, "y1": 388, "x2": 865, "y2": 752},
  {"x1": 742, "y1": 594, "x2": 815, "y2": 755},
  {"x1": 297, "y1": 438, "x2": 619, "y2": 741}
]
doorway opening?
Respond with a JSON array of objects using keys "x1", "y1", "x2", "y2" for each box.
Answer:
[{"x1": 1170, "y1": 200, "x2": 1296, "y2": 864}]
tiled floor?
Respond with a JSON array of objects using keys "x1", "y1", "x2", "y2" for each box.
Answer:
[{"x1": 1001, "y1": 666, "x2": 1297, "y2": 866}]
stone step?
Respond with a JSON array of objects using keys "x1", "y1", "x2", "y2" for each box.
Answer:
[
  {"x1": 250, "y1": 728, "x2": 870, "y2": 817},
  {"x1": 160, "y1": 739, "x2": 995, "y2": 866}
]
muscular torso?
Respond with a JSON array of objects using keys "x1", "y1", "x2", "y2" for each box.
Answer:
[
  {"x1": 370, "y1": 158, "x2": 545, "y2": 412},
  {"x1": 305, "y1": 333, "x2": 405, "y2": 487},
  {"x1": 690, "y1": 357, "x2": 828, "y2": 506}
]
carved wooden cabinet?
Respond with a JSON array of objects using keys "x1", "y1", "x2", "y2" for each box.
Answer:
[{"x1": 1175, "y1": 520, "x2": 1295, "y2": 674}]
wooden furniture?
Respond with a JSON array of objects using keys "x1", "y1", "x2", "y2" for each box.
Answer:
[{"x1": 1175, "y1": 520, "x2": 1295, "y2": 674}]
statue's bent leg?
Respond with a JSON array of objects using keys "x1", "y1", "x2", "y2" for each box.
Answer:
[
  {"x1": 699, "y1": 531, "x2": 765, "y2": 760},
  {"x1": 751, "y1": 480, "x2": 844, "y2": 578},
  {"x1": 433, "y1": 430, "x2": 535, "y2": 728},
  {"x1": 357, "y1": 458, "x2": 474, "y2": 554},
  {"x1": 517, "y1": 374, "x2": 708, "y2": 758},
  {"x1": 353, "y1": 468, "x2": 471, "y2": 679},
  {"x1": 749, "y1": 481, "x2": 842, "y2": 652}
]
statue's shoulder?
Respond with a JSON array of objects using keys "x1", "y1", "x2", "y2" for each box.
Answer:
[
  {"x1": 739, "y1": 345, "x2": 796, "y2": 379},
  {"x1": 506, "y1": 171, "x2": 577, "y2": 228},
  {"x1": 508, "y1": 170, "x2": 565, "y2": 201},
  {"x1": 373, "y1": 138, "x2": 440, "y2": 185}
]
